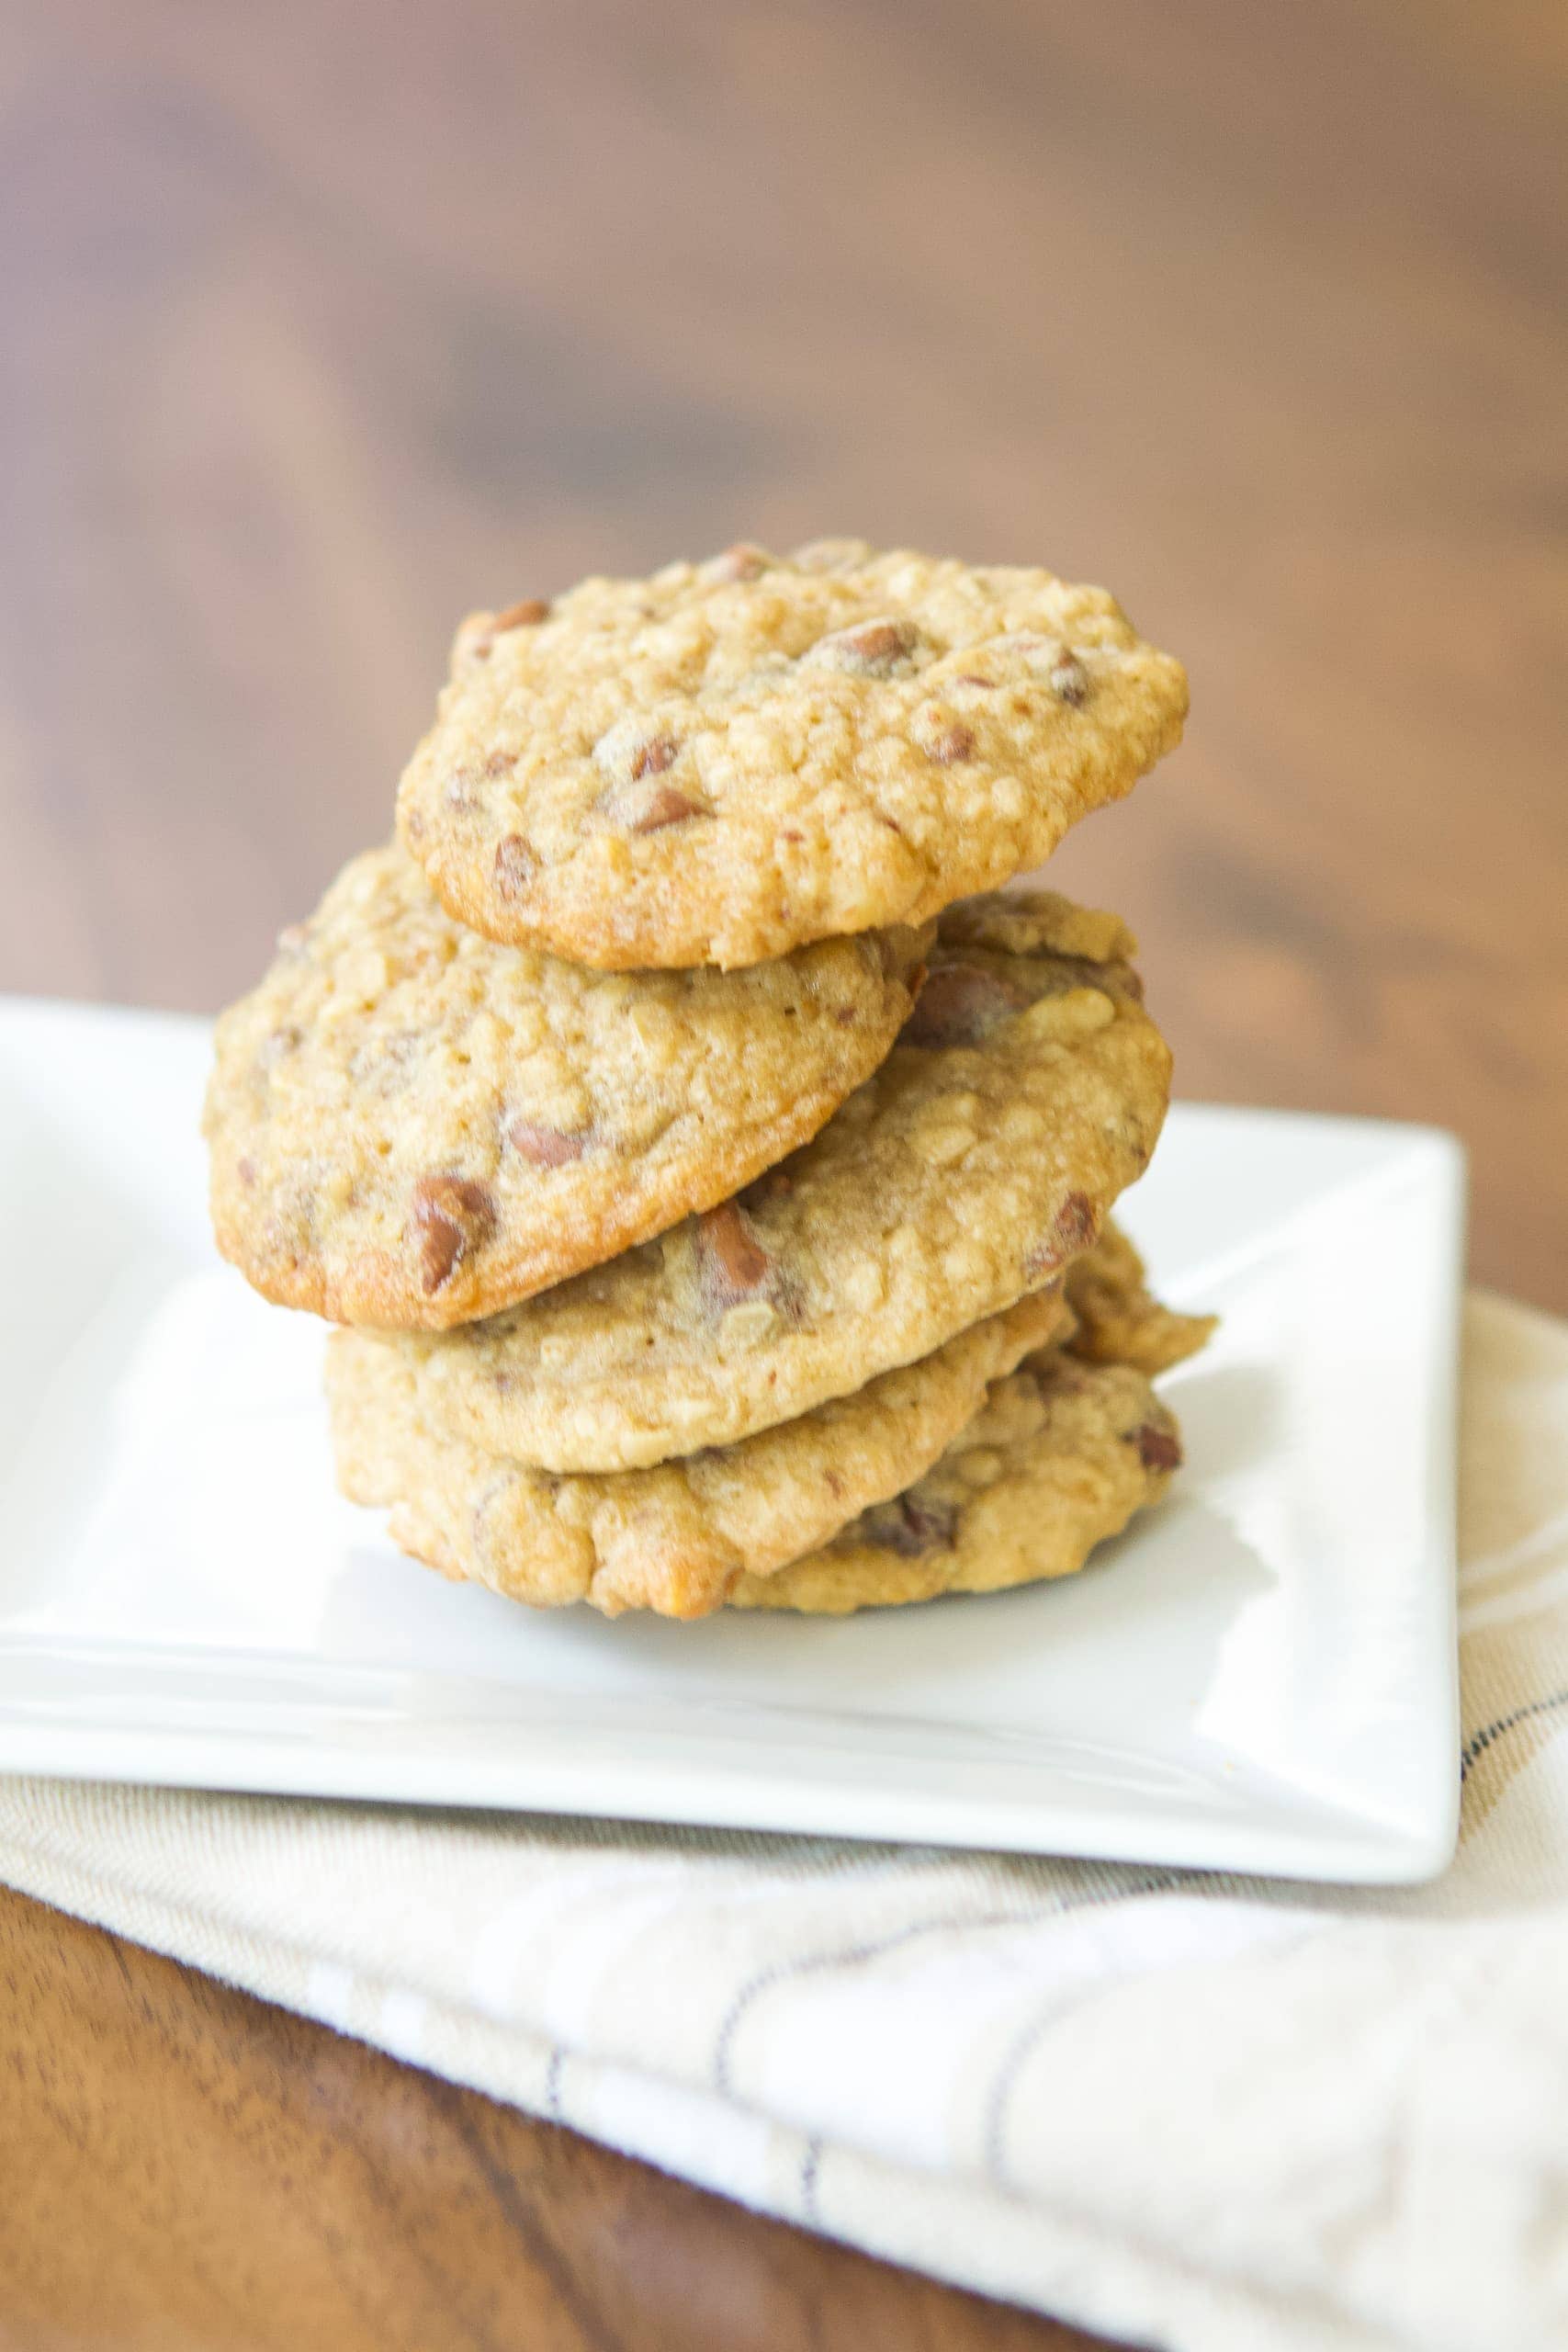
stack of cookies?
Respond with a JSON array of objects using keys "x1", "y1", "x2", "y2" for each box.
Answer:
[{"x1": 205, "y1": 540, "x2": 1211, "y2": 1619}]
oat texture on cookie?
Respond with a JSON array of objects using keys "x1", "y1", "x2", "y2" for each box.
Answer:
[
  {"x1": 203, "y1": 842, "x2": 929, "y2": 1329},
  {"x1": 328, "y1": 1224, "x2": 1203, "y2": 1620},
  {"x1": 730, "y1": 1354, "x2": 1181, "y2": 1614},
  {"x1": 390, "y1": 888, "x2": 1172, "y2": 1469},
  {"x1": 396, "y1": 540, "x2": 1189, "y2": 969},
  {"x1": 328, "y1": 1285, "x2": 1068, "y2": 1620}
]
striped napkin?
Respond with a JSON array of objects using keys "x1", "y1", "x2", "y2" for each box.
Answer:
[{"x1": 2, "y1": 1288, "x2": 1565, "y2": 2352}]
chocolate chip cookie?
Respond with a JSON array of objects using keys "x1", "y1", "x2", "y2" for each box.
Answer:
[
  {"x1": 398, "y1": 889, "x2": 1171, "y2": 1465},
  {"x1": 204, "y1": 843, "x2": 929, "y2": 1329},
  {"x1": 328, "y1": 1285, "x2": 1069, "y2": 1620},
  {"x1": 730, "y1": 1354, "x2": 1180, "y2": 1613},
  {"x1": 396, "y1": 541, "x2": 1188, "y2": 970}
]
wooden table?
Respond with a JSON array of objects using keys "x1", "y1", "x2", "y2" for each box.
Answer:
[{"x1": 2, "y1": 2, "x2": 1563, "y2": 2344}]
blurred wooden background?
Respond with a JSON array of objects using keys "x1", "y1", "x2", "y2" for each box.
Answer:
[{"x1": 0, "y1": 2, "x2": 1564, "y2": 2346}]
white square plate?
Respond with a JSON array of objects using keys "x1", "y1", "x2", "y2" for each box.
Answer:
[{"x1": 0, "y1": 1000, "x2": 1463, "y2": 1883}]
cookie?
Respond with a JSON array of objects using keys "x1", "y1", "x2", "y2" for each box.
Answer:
[
  {"x1": 399, "y1": 888, "x2": 1172, "y2": 1468},
  {"x1": 730, "y1": 1355, "x2": 1179, "y2": 1613},
  {"x1": 203, "y1": 843, "x2": 929, "y2": 1330},
  {"x1": 1063, "y1": 1220, "x2": 1216, "y2": 1376},
  {"x1": 396, "y1": 541, "x2": 1188, "y2": 970},
  {"x1": 328, "y1": 1285, "x2": 1069, "y2": 1620}
]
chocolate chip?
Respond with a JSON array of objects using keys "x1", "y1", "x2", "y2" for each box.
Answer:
[
  {"x1": 1134, "y1": 1422, "x2": 1182, "y2": 1473},
  {"x1": 901, "y1": 962, "x2": 1029, "y2": 1049},
  {"x1": 639, "y1": 784, "x2": 704, "y2": 832},
  {"x1": 1051, "y1": 648, "x2": 1089, "y2": 706},
  {"x1": 492, "y1": 599, "x2": 550, "y2": 631},
  {"x1": 509, "y1": 1119, "x2": 588, "y2": 1168},
  {"x1": 493, "y1": 834, "x2": 536, "y2": 900},
  {"x1": 695, "y1": 1201, "x2": 773, "y2": 1307},
  {"x1": 1055, "y1": 1190, "x2": 1097, "y2": 1252},
  {"x1": 602, "y1": 780, "x2": 706, "y2": 835},
  {"x1": 592, "y1": 720, "x2": 705, "y2": 825},
  {"x1": 630, "y1": 734, "x2": 679, "y2": 781},
  {"x1": 1022, "y1": 1189, "x2": 1100, "y2": 1282},
  {"x1": 811, "y1": 617, "x2": 919, "y2": 675},
  {"x1": 925, "y1": 719, "x2": 975, "y2": 765},
  {"x1": 411, "y1": 1173, "x2": 497, "y2": 1294},
  {"x1": 862, "y1": 1493, "x2": 960, "y2": 1557}
]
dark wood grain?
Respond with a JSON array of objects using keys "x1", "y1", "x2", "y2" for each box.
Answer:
[
  {"x1": 0, "y1": 1885, "x2": 1102, "y2": 2352},
  {"x1": 0, "y1": 0, "x2": 1563, "y2": 2346}
]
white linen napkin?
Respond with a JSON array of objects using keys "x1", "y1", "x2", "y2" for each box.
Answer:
[{"x1": 3, "y1": 1288, "x2": 1565, "y2": 2352}]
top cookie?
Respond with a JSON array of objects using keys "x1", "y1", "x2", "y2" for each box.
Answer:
[
  {"x1": 203, "y1": 843, "x2": 929, "y2": 1330},
  {"x1": 396, "y1": 539, "x2": 1189, "y2": 970}
]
